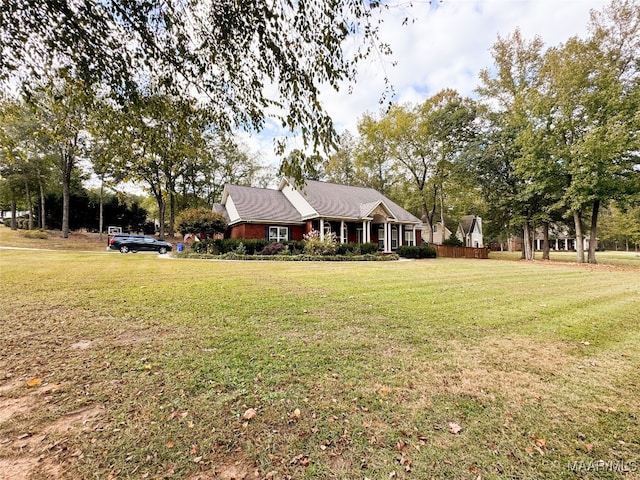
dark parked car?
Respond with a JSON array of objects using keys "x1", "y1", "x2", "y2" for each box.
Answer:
[{"x1": 108, "y1": 234, "x2": 172, "y2": 254}]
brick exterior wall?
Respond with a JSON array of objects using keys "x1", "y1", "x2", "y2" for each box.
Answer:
[{"x1": 228, "y1": 223, "x2": 306, "y2": 241}]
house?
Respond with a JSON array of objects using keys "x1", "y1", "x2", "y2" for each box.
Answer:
[
  {"x1": 533, "y1": 224, "x2": 597, "y2": 251},
  {"x1": 216, "y1": 178, "x2": 424, "y2": 253},
  {"x1": 431, "y1": 221, "x2": 453, "y2": 245},
  {"x1": 489, "y1": 224, "x2": 596, "y2": 252},
  {"x1": 456, "y1": 215, "x2": 484, "y2": 248}
]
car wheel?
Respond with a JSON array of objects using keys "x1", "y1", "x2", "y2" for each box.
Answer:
[
  {"x1": 159, "y1": 247, "x2": 167, "y2": 254},
  {"x1": 119, "y1": 245, "x2": 129, "y2": 253}
]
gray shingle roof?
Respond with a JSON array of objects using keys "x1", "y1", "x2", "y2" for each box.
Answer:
[
  {"x1": 297, "y1": 180, "x2": 422, "y2": 223},
  {"x1": 458, "y1": 215, "x2": 476, "y2": 235},
  {"x1": 225, "y1": 184, "x2": 303, "y2": 224}
]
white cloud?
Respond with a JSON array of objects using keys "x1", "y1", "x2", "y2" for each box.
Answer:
[
  {"x1": 320, "y1": 0, "x2": 608, "y2": 134},
  {"x1": 244, "y1": 0, "x2": 610, "y2": 168}
]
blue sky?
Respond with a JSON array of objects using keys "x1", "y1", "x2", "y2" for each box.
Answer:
[{"x1": 238, "y1": 0, "x2": 611, "y2": 169}]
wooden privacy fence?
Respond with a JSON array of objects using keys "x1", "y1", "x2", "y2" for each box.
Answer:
[{"x1": 428, "y1": 243, "x2": 489, "y2": 259}]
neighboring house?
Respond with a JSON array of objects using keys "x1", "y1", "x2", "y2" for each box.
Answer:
[
  {"x1": 490, "y1": 224, "x2": 596, "y2": 252},
  {"x1": 533, "y1": 225, "x2": 596, "y2": 251},
  {"x1": 456, "y1": 215, "x2": 484, "y2": 248},
  {"x1": 216, "y1": 178, "x2": 424, "y2": 253},
  {"x1": 431, "y1": 222, "x2": 453, "y2": 245}
]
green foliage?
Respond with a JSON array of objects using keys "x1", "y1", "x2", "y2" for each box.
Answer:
[
  {"x1": 335, "y1": 242, "x2": 379, "y2": 255},
  {"x1": 191, "y1": 238, "x2": 268, "y2": 255},
  {"x1": 176, "y1": 208, "x2": 227, "y2": 237},
  {"x1": 443, "y1": 232, "x2": 463, "y2": 247},
  {"x1": 303, "y1": 229, "x2": 337, "y2": 256},
  {"x1": 396, "y1": 245, "x2": 436, "y2": 258},
  {"x1": 2, "y1": 1, "x2": 389, "y2": 181},
  {"x1": 21, "y1": 229, "x2": 47, "y2": 239},
  {"x1": 187, "y1": 252, "x2": 397, "y2": 262},
  {"x1": 355, "y1": 90, "x2": 479, "y2": 236}
]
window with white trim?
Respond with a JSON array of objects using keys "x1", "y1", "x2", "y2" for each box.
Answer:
[
  {"x1": 268, "y1": 226, "x2": 288, "y2": 242},
  {"x1": 404, "y1": 230, "x2": 414, "y2": 246}
]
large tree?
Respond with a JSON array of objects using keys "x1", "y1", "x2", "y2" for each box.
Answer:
[
  {"x1": 537, "y1": 0, "x2": 640, "y2": 263},
  {"x1": 1, "y1": 1, "x2": 391, "y2": 176},
  {"x1": 357, "y1": 90, "x2": 477, "y2": 242},
  {"x1": 475, "y1": 29, "x2": 547, "y2": 260},
  {"x1": 28, "y1": 77, "x2": 92, "y2": 238}
]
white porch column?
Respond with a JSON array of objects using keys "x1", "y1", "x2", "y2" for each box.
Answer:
[
  {"x1": 362, "y1": 221, "x2": 367, "y2": 243},
  {"x1": 398, "y1": 224, "x2": 403, "y2": 247},
  {"x1": 413, "y1": 226, "x2": 417, "y2": 246},
  {"x1": 341, "y1": 220, "x2": 346, "y2": 243},
  {"x1": 384, "y1": 222, "x2": 389, "y2": 253},
  {"x1": 320, "y1": 219, "x2": 325, "y2": 241}
]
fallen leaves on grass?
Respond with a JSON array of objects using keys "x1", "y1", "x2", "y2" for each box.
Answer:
[
  {"x1": 289, "y1": 453, "x2": 310, "y2": 467},
  {"x1": 525, "y1": 436, "x2": 547, "y2": 456},
  {"x1": 242, "y1": 408, "x2": 257, "y2": 420},
  {"x1": 27, "y1": 378, "x2": 42, "y2": 388},
  {"x1": 448, "y1": 422, "x2": 462, "y2": 434},
  {"x1": 397, "y1": 454, "x2": 412, "y2": 472}
]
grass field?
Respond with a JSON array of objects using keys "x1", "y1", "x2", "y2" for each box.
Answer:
[{"x1": 1, "y1": 226, "x2": 639, "y2": 479}]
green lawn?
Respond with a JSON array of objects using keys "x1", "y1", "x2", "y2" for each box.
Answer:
[{"x1": 1, "y1": 247, "x2": 639, "y2": 479}]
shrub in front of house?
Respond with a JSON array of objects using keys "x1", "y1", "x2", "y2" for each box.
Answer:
[
  {"x1": 259, "y1": 242, "x2": 286, "y2": 255},
  {"x1": 396, "y1": 245, "x2": 436, "y2": 259},
  {"x1": 285, "y1": 240, "x2": 305, "y2": 255},
  {"x1": 334, "y1": 242, "x2": 379, "y2": 255},
  {"x1": 215, "y1": 252, "x2": 399, "y2": 261},
  {"x1": 303, "y1": 229, "x2": 337, "y2": 256},
  {"x1": 360, "y1": 242, "x2": 380, "y2": 255},
  {"x1": 182, "y1": 235, "x2": 393, "y2": 260},
  {"x1": 443, "y1": 233, "x2": 464, "y2": 247},
  {"x1": 22, "y1": 229, "x2": 48, "y2": 239}
]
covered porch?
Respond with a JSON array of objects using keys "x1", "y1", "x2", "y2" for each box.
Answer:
[{"x1": 307, "y1": 218, "x2": 421, "y2": 253}]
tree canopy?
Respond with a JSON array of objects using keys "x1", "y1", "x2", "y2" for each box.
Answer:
[{"x1": 1, "y1": 0, "x2": 390, "y2": 170}]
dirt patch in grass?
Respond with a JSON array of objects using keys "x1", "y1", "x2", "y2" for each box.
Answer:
[{"x1": 0, "y1": 376, "x2": 105, "y2": 480}]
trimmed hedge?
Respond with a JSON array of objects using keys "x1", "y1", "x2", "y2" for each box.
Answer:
[
  {"x1": 396, "y1": 245, "x2": 436, "y2": 259},
  {"x1": 176, "y1": 252, "x2": 399, "y2": 262},
  {"x1": 191, "y1": 239, "x2": 377, "y2": 256}
]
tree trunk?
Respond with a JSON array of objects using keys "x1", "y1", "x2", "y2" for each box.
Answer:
[
  {"x1": 573, "y1": 209, "x2": 585, "y2": 263},
  {"x1": 98, "y1": 174, "x2": 105, "y2": 241},
  {"x1": 422, "y1": 191, "x2": 435, "y2": 244},
  {"x1": 542, "y1": 222, "x2": 550, "y2": 260},
  {"x1": 37, "y1": 170, "x2": 46, "y2": 230},
  {"x1": 169, "y1": 189, "x2": 176, "y2": 238},
  {"x1": 61, "y1": 147, "x2": 74, "y2": 238},
  {"x1": 10, "y1": 198, "x2": 17, "y2": 230},
  {"x1": 24, "y1": 179, "x2": 34, "y2": 230},
  {"x1": 523, "y1": 222, "x2": 534, "y2": 261},
  {"x1": 156, "y1": 195, "x2": 166, "y2": 240},
  {"x1": 439, "y1": 189, "x2": 446, "y2": 245},
  {"x1": 588, "y1": 199, "x2": 599, "y2": 264},
  {"x1": 61, "y1": 170, "x2": 71, "y2": 238}
]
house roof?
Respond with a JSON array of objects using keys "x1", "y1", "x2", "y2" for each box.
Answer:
[
  {"x1": 458, "y1": 215, "x2": 478, "y2": 235},
  {"x1": 220, "y1": 179, "x2": 423, "y2": 227},
  {"x1": 289, "y1": 179, "x2": 422, "y2": 223},
  {"x1": 223, "y1": 184, "x2": 304, "y2": 225}
]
